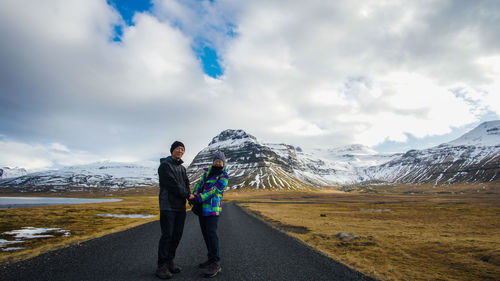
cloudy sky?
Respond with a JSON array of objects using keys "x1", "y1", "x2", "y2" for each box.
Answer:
[{"x1": 1, "y1": 0, "x2": 499, "y2": 170}]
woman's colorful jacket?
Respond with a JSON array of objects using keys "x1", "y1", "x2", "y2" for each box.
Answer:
[{"x1": 193, "y1": 165, "x2": 229, "y2": 216}]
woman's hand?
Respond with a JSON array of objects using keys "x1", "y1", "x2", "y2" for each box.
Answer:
[{"x1": 188, "y1": 194, "x2": 197, "y2": 205}]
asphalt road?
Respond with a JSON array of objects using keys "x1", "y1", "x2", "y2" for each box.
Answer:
[{"x1": 1, "y1": 203, "x2": 376, "y2": 281}]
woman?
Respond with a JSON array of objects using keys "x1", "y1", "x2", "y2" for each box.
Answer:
[{"x1": 192, "y1": 151, "x2": 229, "y2": 278}]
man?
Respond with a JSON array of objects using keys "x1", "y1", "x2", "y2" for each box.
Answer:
[{"x1": 156, "y1": 141, "x2": 195, "y2": 279}]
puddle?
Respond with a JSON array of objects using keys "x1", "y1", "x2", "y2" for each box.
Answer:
[
  {"x1": 360, "y1": 209, "x2": 392, "y2": 213},
  {"x1": 96, "y1": 214, "x2": 157, "y2": 219},
  {"x1": 0, "y1": 197, "x2": 122, "y2": 209},
  {"x1": 1, "y1": 227, "x2": 71, "y2": 252}
]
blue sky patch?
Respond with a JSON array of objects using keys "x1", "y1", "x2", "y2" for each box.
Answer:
[
  {"x1": 112, "y1": 25, "x2": 123, "y2": 42},
  {"x1": 108, "y1": 0, "x2": 223, "y2": 78},
  {"x1": 197, "y1": 46, "x2": 223, "y2": 78},
  {"x1": 108, "y1": 0, "x2": 151, "y2": 42},
  {"x1": 107, "y1": 0, "x2": 152, "y2": 26}
]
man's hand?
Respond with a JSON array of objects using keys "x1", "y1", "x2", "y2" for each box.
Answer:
[{"x1": 188, "y1": 194, "x2": 196, "y2": 205}]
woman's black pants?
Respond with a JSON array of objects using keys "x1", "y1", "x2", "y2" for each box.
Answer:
[{"x1": 198, "y1": 215, "x2": 220, "y2": 262}]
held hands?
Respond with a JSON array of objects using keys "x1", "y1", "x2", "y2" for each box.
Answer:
[{"x1": 188, "y1": 194, "x2": 196, "y2": 205}]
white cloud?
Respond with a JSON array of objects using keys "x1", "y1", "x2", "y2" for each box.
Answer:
[
  {"x1": 0, "y1": 0, "x2": 499, "y2": 169},
  {"x1": 0, "y1": 140, "x2": 100, "y2": 170},
  {"x1": 49, "y1": 143, "x2": 71, "y2": 153},
  {"x1": 152, "y1": 0, "x2": 239, "y2": 51},
  {"x1": 475, "y1": 55, "x2": 500, "y2": 114},
  {"x1": 217, "y1": 0, "x2": 499, "y2": 147},
  {"x1": 0, "y1": 0, "x2": 212, "y2": 167},
  {"x1": 272, "y1": 119, "x2": 326, "y2": 137}
]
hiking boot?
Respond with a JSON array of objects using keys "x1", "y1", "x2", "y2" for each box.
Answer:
[
  {"x1": 204, "y1": 261, "x2": 221, "y2": 278},
  {"x1": 155, "y1": 263, "x2": 172, "y2": 279},
  {"x1": 198, "y1": 259, "x2": 213, "y2": 269},
  {"x1": 167, "y1": 260, "x2": 181, "y2": 274}
]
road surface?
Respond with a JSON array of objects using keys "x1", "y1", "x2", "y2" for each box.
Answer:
[{"x1": 1, "y1": 203, "x2": 376, "y2": 281}]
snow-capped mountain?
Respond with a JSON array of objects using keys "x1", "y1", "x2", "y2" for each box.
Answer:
[
  {"x1": 1, "y1": 121, "x2": 498, "y2": 192},
  {"x1": 188, "y1": 122, "x2": 499, "y2": 189},
  {"x1": 363, "y1": 121, "x2": 500, "y2": 184},
  {"x1": 187, "y1": 129, "x2": 400, "y2": 190},
  {"x1": 0, "y1": 167, "x2": 28, "y2": 179},
  {"x1": 187, "y1": 130, "x2": 320, "y2": 190},
  {"x1": 0, "y1": 161, "x2": 157, "y2": 192},
  {"x1": 447, "y1": 121, "x2": 500, "y2": 146}
]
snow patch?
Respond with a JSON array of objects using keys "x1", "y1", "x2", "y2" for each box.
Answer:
[
  {"x1": 447, "y1": 121, "x2": 500, "y2": 147},
  {"x1": 3, "y1": 227, "x2": 70, "y2": 239},
  {"x1": 0, "y1": 197, "x2": 122, "y2": 209},
  {"x1": 2, "y1": 247, "x2": 25, "y2": 252}
]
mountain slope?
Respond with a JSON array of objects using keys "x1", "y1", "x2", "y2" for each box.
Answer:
[
  {"x1": 0, "y1": 167, "x2": 28, "y2": 179},
  {"x1": 364, "y1": 121, "x2": 500, "y2": 184},
  {"x1": 0, "y1": 162, "x2": 157, "y2": 192},
  {"x1": 187, "y1": 130, "x2": 398, "y2": 189},
  {"x1": 1, "y1": 121, "x2": 498, "y2": 192},
  {"x1": 187, "y1": 130, "x2": 321, "y2": 190},
  {"x1": 447, "y1": 120, "x2": 500, "y2": 146},
  {"x1": 297, "y1": 145, "x2": 400, "y2": 184}
]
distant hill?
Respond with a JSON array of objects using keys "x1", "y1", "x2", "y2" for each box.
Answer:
[
  {"x1": 447, "y1": 120, "x2": 500, "y2": 146},
  {"x1": 188, "y1": 121, "x2": 499, "y2": 189},
  {"x1": 1, "y1": 121, "x2": 498, "y2": 192},
  {"x1": 363, "y1": 121, "x2": 500, "y2": 184},
  {"x1": 0, "y1": 161, "x2": 157, "y2": 192},
  {"x1": 0, "y1": 167, "x2": 28, "y2": 179},
  {"x1": 186, "y1": 129, "x2": 400, "y2": 190}
]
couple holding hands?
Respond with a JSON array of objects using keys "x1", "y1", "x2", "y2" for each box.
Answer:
[{"x1": 156, "y1": 141, "x2": 229, "y2": 279}]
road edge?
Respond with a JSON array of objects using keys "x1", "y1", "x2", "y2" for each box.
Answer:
[
  {"x1": 0, "y1": 219, "x2": 158, "y2": 266},
  {"x1": 234, "y1": 202, "x2": 379, "y2": 281}
]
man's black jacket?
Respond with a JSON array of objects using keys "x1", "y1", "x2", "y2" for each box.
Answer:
[{"x1": 158, "y1": 156, "x2": 191, "y2": 211}]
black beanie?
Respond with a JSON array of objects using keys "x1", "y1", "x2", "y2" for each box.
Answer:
[{"x1": 170, "y1": 141, "x2": 185, "y2": 153}]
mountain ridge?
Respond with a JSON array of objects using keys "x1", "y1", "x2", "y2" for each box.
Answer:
[
  {"x1": 446, "y1": 120, "x2": 500, "y2": 147},
  {"x1": 0, "y1": 161, "x2": 157, "y2": 192},
  {"x1": 187, "y1": 129, "x2": 401, "y2": 189},
  {"x1": 0, "y1": 167, "x2": 28, "y2": 179},
  {"x1": 362, "y1": 121, "x2": 500, "y2": 184},
  {"x1": 1, "y1": 121, "x2": 499, "y2": 191}
]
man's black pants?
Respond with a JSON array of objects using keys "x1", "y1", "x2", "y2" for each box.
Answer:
[{"x1": 158, "y1": 210, "x2": 186, "y2": 266}]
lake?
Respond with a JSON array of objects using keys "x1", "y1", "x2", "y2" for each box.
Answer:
[{"x1": 0, "y1": 197, "x2": 122, "y2": 209}]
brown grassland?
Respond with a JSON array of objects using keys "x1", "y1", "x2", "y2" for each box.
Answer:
[
  {"x1": 225, "y1": 183, "x2": 500, "y2": 281},
  {"x1": 0, "y1": 189, "x2": 159, "y2": 265},
  {"x1": 1, "y1": 183, "x2": 499, "y2": 281}
]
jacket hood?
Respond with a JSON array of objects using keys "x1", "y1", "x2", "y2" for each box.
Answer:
[
  {"x1": 207, "y1": 164, "x2": 228, "y2": 175},
  {"x1": 160, "y1": 156, "x2": 184, "y2": 165}
]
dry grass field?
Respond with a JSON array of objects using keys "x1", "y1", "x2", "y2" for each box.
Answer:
[
  {"x1": 0, "y1": 193, "x2": 159, "y2": 265},
  {"x1": 1, "y1": 183, "x2": 499, "y2": 281},
  {"x1": 226, "y1": 183, "x2": 500, "y2": 281}
]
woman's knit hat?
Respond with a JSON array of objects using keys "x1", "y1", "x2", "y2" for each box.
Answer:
[{"x1": 213, "y1": 151, "x2": 226, "y2": 164}]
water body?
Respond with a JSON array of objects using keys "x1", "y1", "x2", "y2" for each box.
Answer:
[
  {"x1": 0, "y1": 197, "x2": 122, "y2": 209},
  {"x1": 97, "y1": 214, "x2": 156, "y2": 219}
]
